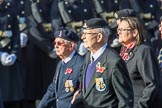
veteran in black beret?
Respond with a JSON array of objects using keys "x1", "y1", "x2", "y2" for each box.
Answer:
[
  {"x1": 70, "y1": 18, "x2": 134, "y2": 108},
  {"x1": 54, "y1": 29, "x2": 79, "y2": 43},
  {"x1": 38, "y1": 28, "x2": 84, "y2": 108}
]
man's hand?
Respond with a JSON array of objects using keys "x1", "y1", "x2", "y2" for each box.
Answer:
[{"x1": 71, "y1": 90, "x2": 80, "y2": 104}]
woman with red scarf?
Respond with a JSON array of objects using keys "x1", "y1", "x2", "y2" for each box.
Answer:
[{"x1": 116, "y1": 9, "x2": 161, "y2": 108}]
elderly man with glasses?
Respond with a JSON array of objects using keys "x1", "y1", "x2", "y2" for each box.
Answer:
[
  {"x1": 38, "y1": 29, "x2": 84, "y2": 108},
  {"x1": 70, "y1": 18, "x2": 134, "y2": 108}
]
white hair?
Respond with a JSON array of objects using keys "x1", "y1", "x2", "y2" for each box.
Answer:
[{"x1": 95, "y1": 27, "x2": 111, "y2": 41}]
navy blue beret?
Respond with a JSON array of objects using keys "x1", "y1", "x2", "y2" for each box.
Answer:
[
  {"x1": 54, "y1": 29, "x2": 79, "y2": 43},
  {"x1": 115, "y1": 9, "x2": 137, "y2": 18},
  {"x1": 83, "y1": 18, "x2": 109, "y2": 29}
]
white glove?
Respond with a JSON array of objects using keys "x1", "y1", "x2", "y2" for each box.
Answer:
[
  {"x1": 1, "y1": 53, "x2": 17, "y2": 66},
  {"x1": 0, "y1": 52, "x2": 9, "y2": 64},
  {"x1": 20, "y1": 32, "x2": 28, "y2": 48}
]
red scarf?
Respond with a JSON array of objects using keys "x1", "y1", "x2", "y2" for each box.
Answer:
[{"x1": 120, "y1": 42, "x2": 135, "y2": 61}]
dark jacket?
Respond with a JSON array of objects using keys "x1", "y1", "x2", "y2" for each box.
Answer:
[
  {"x1": 124, "y1": 44, "x2": 161, "y2": 108},
  {"x1": 0, "y1": 0, "x2": 23, "y2": 101},
  {"x1": 72, "y1": 46, "x2": 134, "y2": 108},
  {"x1": 38, "y1": 52, "x2": 84, "y2": 108}
]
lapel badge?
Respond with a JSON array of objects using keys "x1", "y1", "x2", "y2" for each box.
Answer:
[
  {"x1": 59, "y1": 31, "x2": 62, "y2": 37},
  {"x1": 126, "y1": 52, "x2": 134, "y2": 61},
  {"x1": 95, "y1": 78, "x2": 106, "y2": 92},
  {"x1": 65, "y1": 80, "x2": 74, "y2": 92},
  {"x1": 96, "y1": 62, "x2": 106, "y2": 73}
]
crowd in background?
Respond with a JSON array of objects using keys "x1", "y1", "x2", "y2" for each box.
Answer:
[{"x1": 0, "y1": 0, "x2": 162, "y2": 108}]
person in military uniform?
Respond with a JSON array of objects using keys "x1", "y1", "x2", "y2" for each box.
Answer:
[
  {"x1": 38, "y1": 29, "x2": 84, "y2": 108},
  {"x1": 138, "y1": 0, "x2": 161, "y2": 42},
  {"x1": 0, "y1": 0, "x2": 24, "y2": 108},
  {"x1": 15, "y1": 0, "x2": 59, "y2": 108},
  {"x1": 51, "y1": 0, "x2": 97, "y2": 34}
]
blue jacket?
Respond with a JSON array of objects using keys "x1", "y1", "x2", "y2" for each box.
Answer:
[{"x1": 38, "y1": 52, "x2": 84, "y2": 108}]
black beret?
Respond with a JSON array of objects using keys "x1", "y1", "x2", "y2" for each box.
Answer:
[
  {"x1": 54, "y1": 29, "x2": 79, "y2": 43},
  {"x1": 115, "y1": 9, "x2": 137, "y2": 18},
  {"x1": 83, "y1": 18, "x2": 109, "y2": 29},
  {"x1": 160, "y1": 16, "x2": 162, "y2": 21}
]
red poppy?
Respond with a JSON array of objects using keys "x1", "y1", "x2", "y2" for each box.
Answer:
[
  {"x1": 96, "y1": 67, "x2": 105, "y2": 73},
  {"x1": 65, "y1": 68, "x2": 72, "y2": 74}
]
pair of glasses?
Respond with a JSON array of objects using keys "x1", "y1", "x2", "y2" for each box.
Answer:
[
  {"x1": 117, "y1": 28, "x2": 133, "y2": 33},
  {"x1": 54, "y1": 41, "x2": 66, "y2": 46},
  {"x1": 82, "y1": 32, "x2": 99, "y2": 36}
]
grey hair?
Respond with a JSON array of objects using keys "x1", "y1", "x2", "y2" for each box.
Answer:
[
  {"x1": 95, "y1": 27, "x2": 111, "y2": 40},
  {"x1": 64, "y1": 40, "x2": 78, "y2": 50}
]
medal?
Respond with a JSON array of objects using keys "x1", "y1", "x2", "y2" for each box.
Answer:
[
  {"x1": 65, "y1": 88, "x2": 69, "y2": 92},
  {"x1": 65, "y1": 80, "x2": 74, "y2": 92},
  {"x1": 70, "y1": 87, "x2": 74, "y2": 92}
]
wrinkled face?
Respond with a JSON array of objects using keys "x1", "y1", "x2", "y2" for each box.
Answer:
[
  {"x1": 81, "y1": 29, "x2": 100, "y2": 52},
  {"x1": 159, "y1": 21, "x2": 162, "y2": 39},
  {"x1": 117, "y1": 20, "x2": 135, "y2": 46},
  {"x1": 54, "y1": 38, "x2": 73, "y2": 58}
]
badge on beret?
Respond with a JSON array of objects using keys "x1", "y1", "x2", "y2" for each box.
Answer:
[
  {"x1": 59, "y1": 31, "x2": 62, "y2": 37},
  {"x1": 95, "y1": 78, "x2": 106, "y2": 92},
  {"x1": 64, "y1": 80, "x2": 74, "y2": 92},
  {"x1": 83, "y1": 22, "x2": 88, "y2": 28}
]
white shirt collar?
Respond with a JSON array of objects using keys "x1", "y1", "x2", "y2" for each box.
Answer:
[
  {"x1": 91, "y1": 43, "x2": 107, "y2": 61},
  {"x1": 62, "y1": 51, "x2": 76, "y2": 63}
]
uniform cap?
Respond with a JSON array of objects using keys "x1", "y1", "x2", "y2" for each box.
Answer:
[
  {"x1": 115, "y1": 9, "x2": 137, "y2": 18},
  {"x1": 54, "y1": 29, "x2": 79, "y2": 43},
  {"x1": 83, "y1": 18, "x2": 109, "y2": 29}
]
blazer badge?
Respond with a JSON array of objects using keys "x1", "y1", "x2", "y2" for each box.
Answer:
[{"x1": 95, "y1": 77, "x2": 106, "y2": 92}]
